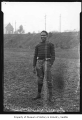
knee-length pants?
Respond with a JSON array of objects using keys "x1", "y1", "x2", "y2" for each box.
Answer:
[{"x1": 36, "y1": 59, "x2": 52, "y2": 89}]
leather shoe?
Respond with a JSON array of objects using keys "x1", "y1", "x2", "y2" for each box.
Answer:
[{"x1": 32, "y1": 94, "x2": 41, "y2": 100}]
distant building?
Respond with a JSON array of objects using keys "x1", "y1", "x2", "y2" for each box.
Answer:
[{"x1": 5, "y1": 23, "x2": 14, "y2": 34}]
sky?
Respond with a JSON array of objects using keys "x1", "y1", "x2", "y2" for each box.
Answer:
[{"x1": 1, "y1": 2, "x2": 81, "y2": 33}]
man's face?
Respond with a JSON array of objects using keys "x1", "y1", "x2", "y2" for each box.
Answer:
[{"x1": 41, "y1": 32, "x2": 47, "y2": 42}]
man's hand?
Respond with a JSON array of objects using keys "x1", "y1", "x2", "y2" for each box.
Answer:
[{"x1": 33, "y1": 67, "x2": 36, "y2": 74}]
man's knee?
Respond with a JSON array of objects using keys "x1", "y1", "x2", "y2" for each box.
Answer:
[
  {"x1": 38, "y1": 77, "x2": 43, "y2": 84},
  {"x1": 47, "y1": 82, "x2": 52, "y2": 89}
]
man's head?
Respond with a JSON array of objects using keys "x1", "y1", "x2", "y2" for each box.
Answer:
[{"x1": 40, "y1": 31, "x2": 48, "y2": 42}]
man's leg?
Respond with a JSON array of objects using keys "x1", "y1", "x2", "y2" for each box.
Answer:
[
  {"x1": 48, "y1": 81, "x2": 53, "y2": 102},
  {"x1": 37, "y1": 76, "x2": 43, "y2": 99},
  {"x1": 33, "y1": 60, "x2": 44, "y2": 100}
]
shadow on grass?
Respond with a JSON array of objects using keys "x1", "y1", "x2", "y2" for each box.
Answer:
[{"x1": 52, "y1": 62, "x2": 67, "y2": 94}]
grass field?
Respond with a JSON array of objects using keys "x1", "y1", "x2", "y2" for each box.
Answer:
[{"x1": 4, "y1": 46, "x2": 80, "y2": 113}]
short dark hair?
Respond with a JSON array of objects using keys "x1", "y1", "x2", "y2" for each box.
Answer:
[{"x1": 41, "y1": 30, "x2": 48, "y2": 36}]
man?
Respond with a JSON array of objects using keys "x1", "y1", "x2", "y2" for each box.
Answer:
[{"x1": 33, "y1": 31, "x2": 55, "y2": 101}]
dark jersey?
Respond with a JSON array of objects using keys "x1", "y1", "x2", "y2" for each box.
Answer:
[{"x1": 33, "y1": 41, "x2": 55, "y2": 67}]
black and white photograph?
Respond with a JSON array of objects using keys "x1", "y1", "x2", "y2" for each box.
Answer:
[{"x1": 2, "y1": 2, "x2": 80, "y2": 114}]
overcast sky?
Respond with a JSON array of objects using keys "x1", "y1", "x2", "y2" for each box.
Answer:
[{"x1": 2, "y1": 2, "x2": 81, "y2": 33}]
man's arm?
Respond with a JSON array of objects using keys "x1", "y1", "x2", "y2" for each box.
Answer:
[
  {"x1": 33, "y1": 46, "x2": 38, "y2": 67},
  {"x1": 50, "y1": 43, "x2": 55, "y2": 65}
]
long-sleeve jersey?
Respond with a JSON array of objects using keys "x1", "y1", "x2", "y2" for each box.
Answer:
[{"x1": 33, "y1": 41, "x2": 55, "y2": 67}]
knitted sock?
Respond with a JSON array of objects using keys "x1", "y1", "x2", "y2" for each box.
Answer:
[
  {"x1": 38, "y1": 83, "x2": 43, "y2": 94},
  {"x1": 48, "y1": 84, "x2": 52, "y2": 98}
]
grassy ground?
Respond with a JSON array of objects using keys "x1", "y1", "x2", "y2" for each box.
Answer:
[{"x1": 4, "y1": 48, "x2": 80, "y2": 113}]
